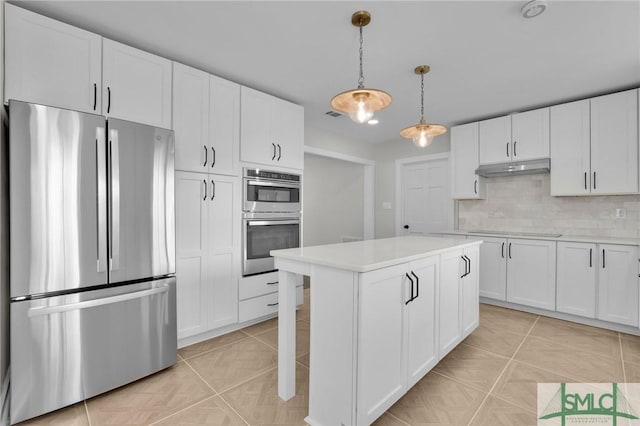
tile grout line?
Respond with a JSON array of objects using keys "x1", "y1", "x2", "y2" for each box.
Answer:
[
  {"x1": 620, "y1": 332, "x2": 627, "y2": 384},
  {"x1": 179, "y1": 333, "x2": 252, "y2": 362},
  {"x1": 84, "y1": 400, "x2": 92, "y2": 426},
  {"x1": 216, "y1": 391, "x2": 252, "y2": 426},
  {"x1": 467, "y1": 315, "x2": 541, "y2": 425},
  {"x1": 182, "y1": 358, "x2": 220, "y2": 395},
  {"x1": 384, "y1": 410, "x2": 412, "y2": 426},
  {"x1": 148, "y1": 394, "x2": 219, "y2": 425}
]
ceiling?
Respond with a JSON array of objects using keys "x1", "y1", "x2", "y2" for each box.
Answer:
[{"x1": 12, "y1": 0, "x2": 640, "y2": 145}]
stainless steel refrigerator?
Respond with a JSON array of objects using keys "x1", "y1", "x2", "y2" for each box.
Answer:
[{"x1": 8, "y1": 100, "x2": 177, "y2": 424}]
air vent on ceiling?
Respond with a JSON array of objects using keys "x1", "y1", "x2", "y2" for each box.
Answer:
[{"x1": 325, "y1": 110, "x2": 343, "y2": 118}]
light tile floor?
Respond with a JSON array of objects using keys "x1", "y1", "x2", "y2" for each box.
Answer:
[{"x1": 17, "y1": 290, "x2": 640, "y2": 425}]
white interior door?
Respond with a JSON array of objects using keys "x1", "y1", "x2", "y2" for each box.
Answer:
[{"x1": 400, "y1": 158, "x2": 452, "y2": 235}]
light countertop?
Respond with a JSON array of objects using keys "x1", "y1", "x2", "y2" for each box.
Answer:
[
  {"x1": 435, "y1": 230, "x2": 638, "y2": 246},
  {"x1": 271, "y1": 236, "x2": 481, "y2": 273}
]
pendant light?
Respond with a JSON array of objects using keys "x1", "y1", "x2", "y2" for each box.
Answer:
[
  {"x1": 400, "y1": 65, "x2": 447, "y2": 148},
  {"x1": 330, "y1": 11, "x2": 392, "y2": 124}
]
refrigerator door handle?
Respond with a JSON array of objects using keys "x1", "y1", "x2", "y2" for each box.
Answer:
[
  {"x1": 27, "y1": 284, "x2": 170, "y2": 317},
  {"x1": 96, "y1": 127, "x2": 108, "y2": 273},
  {"x1": 109, "y1": 129, "x2": 121, "y2": 271}
]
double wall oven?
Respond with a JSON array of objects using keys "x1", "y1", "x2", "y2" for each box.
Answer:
[{"x1": 242, "y1": 168, "x2": 301, "y2": 276}]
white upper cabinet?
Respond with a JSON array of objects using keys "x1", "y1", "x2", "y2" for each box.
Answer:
[
  {"x1": 451, "y1": 122, "x2": 485, "y2": 199},
  {"x1": 209, "y1": 74, "x2": 240, "y2": 176},
  {"x1": 173, "y1": 63, "x2": 210, "y2": 173},
  {"x1": 4, "y1": 3, "x2": 102, "y2": 113},
  {"x1": 173, "y1": 64, "x2": 239, "y2": 175},
  {"x1": 551, "y1": 90, "x2": 639, "y2": 196},
  {"x1": 479, "y1": 108, "x2": 549, "y2": 165},
  {"x1": 550, "y1": 99, "x2": 591, "y2": 196},
  {"x1": 479, "y1": 116, "x2": 511, "y2": 165},
  {"x1": 590, "y1": 89, "x2": 638, "y2": 194},
  {"x1": 241, "y1": 87, "x2": 304, "y2": 170},
  {"x1": 511, "y1": 107, "x2": 550, "y2": 161},
  {"x1": 102, "y1": 39, "x2": 172, "y2": 129}
]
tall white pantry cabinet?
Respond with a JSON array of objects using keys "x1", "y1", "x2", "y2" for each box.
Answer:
[{"x1": 173, "y1": 63, "x2": 241, "y2": 342}]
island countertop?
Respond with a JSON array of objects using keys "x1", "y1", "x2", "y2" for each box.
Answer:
[{"x1": 271, "y1": 235, "x2": 482, "y2": 273}]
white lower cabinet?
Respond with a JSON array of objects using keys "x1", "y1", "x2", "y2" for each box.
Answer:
[
  {"x1": 556, "y1": 242, "x2": 597, "y2": 318},
  {"x1": 597, "y1": 244, "x2": 639, "y2": 327},
  {"x1": 357, "y1": 250, "x2": 479, "y2": 425},
  {"x1": 506, "y1": 239, "x2": 556, "y2": 310},
  {"x1": 478, "y1": 236, "x2": 507, "y2": 300},
  {"x1": 175, "y1": 172, "x2": 239, "y2": 341},
  {"x1": 440, "y1": 246, "x2": 479, "y2": 357}
]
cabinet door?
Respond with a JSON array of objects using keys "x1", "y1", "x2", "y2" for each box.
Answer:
[
  {"x1": 598, "y1": 244, "x2": 639, "y2": 327},
  {"x1": 4, "y1": 4, "x2": 102, "y2": 113},
  {"x1": 550, "y1": 100, "x2": 591, "y2": 196},
  {"x1": 175, "y1": 172, "x2": 210, "y2": 339},
  {"x1": 451, "y1": 123, "x2": 485, "y2": 199},
  {"x1": 479, "y1": 115, "x2": 511, "y2": 164},
  {"x1": 478, "y1": 237, "x2": 507, "y2": 301},
  {"x1": 173, "y1": 62, "x2": 210, "y2": 173},
  {"x1": 590, "y1": 90, "x2": 639, "y2": 194},
  {"x1": 462, "y1": 245, "x2": 480, "y2": 337},
  {"x1": 208, "y1": 176, "x2": 239, "y2": 329},
  {"x1": 439, "y1": 250, "x2": 463, "y2": 357},
  {"x1": 511, "y1": 107, "x2": 550, "y2": 161},
  {"x1": 273, "y1": 100, "x2": 304, "y2": 170},
  {"x1": 209, "y1": 75, "x2": 240, "y2": 176},
  {"x1": 358, "y1": 265, "x2": 407, "y2": 425},
  {"x1": 556, "y1": 242, "x2": 596, "y2": 318},
  {"x1": 240, "y1": 86, "x2": 274, "y2": 165},
  {"x1": 406, "y1": 256, "x2": 438, "y2": 388},
  {"x1": 506, "y1": 239, "x2": 556, "y2": 310},
  {"x1": 103, "y1": 39, "x2": 172, "y2": 129}
]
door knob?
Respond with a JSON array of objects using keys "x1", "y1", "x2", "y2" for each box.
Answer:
[{"x1": 403, "y1": 225, "x2": 409, "y2": 229}]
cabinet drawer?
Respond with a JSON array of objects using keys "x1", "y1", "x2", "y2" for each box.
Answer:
[
  {"x1": 239, "y1": 286, "x2": 303, "y2": 323},
  {"x1": 239, "y1": 272, "x2": 280, "y2": 300}
]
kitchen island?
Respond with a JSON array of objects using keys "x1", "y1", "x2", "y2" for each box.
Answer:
[{"x1": 271, "y1": 236, "x2": 482, "y2": 426}]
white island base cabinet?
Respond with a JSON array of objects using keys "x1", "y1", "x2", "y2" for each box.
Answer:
[{"x1": 272, "y1": 237, "x2": 481, "y2": 426}]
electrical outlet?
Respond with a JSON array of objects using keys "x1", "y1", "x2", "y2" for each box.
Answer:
[{"x1": 615, "y1": 208, "x2": 626, "y2": 219}]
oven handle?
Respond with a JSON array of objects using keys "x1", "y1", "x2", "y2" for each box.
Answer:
[
  {"x1": 247, "y1": 180, "x2": 300, "y2": 189},
  {"x1": 247, "y1": 220, "x2": 300, "y2": 227}
]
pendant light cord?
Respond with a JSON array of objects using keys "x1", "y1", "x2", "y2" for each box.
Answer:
[
  {"x1": 358, "y1": 25, "x2": 365, "y2": 89},
  {"x1": 420, "y1": 72, "x2": 425, "y2": 120}
]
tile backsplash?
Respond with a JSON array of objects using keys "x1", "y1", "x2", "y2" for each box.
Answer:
[{"x1": 458, "y1": 174, "x2": 640, "y2": 239}]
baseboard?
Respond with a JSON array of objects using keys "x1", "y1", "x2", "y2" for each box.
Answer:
[{"x1": 1, "y1": 368, "x2": 9, "y2": 426}]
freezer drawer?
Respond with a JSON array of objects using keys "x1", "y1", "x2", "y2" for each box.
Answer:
[{"x1": 10, "y1": 278, "x2": 177, "y2": 424}]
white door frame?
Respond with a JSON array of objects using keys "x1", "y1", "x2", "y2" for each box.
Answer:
[
  {"x1": 395, "y1": 152, "x2": 454, "y2": 236},
  {"x1": 304, "y1": 146, "x2": 375, "y2": 240}
]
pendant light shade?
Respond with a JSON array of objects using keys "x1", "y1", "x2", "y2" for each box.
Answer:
[
  {"x1": 400, "y1": 65, "x2": 446, "y2": 147},
  {"x1": 330, "y1": 11, "x2": 392, "y2": 124}
]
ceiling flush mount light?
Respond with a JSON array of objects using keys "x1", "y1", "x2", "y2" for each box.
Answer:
[
  {"x1": 400, "y1": 65, "x2": 447, "y2": 148},
  {"x1": 330, "y1": 10, "x2": 392, "y2": 124},
  {"x1": 521, "y1": 0, "x2": 547, "y2": 18}
]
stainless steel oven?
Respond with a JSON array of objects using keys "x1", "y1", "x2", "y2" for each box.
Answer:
[
  {"x1": 243, "y1": 168, "x2": 301, "y2": 213},
  {"x1": 242, "y1": 212, "x2": 301, "y2": 276}
]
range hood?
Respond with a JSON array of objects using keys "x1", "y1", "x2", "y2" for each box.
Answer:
[{"x1": 475, "y1": 158, "x2": 550, "y2": 178}]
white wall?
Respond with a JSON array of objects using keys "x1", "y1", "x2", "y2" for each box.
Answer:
[
  {"x1": 303, "y1": 154, "x2": 364, "y2": 246},
  {"x1": 372, "y1": 133, "x2": 451, "y2": 238},
  {"x1": 305, "y1": 125, "x2": 375, "y2": 161}
]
